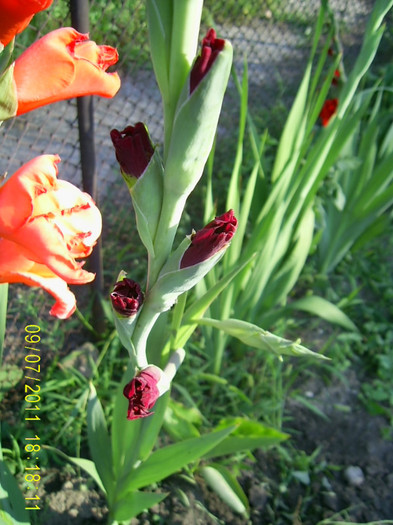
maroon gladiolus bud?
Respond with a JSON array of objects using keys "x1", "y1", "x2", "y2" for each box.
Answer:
[
  {"x1": 111, "y1": 278, "x2": 144, "y2": 317},
  {"x1": 180, "y1": 209, "x2": 237, "y2": 269},
  {"x1": 190, "y1": 28, "x2": 225, "y2": 94},
  {"x1": 332, "y1": 69, "x2": 340, "y2": 86},
  {"x1": 319, "y1": 98, "x2": 338, "y2": 127},
  {"x1": 110, "y1": 122, "x2": 154, "y2": 179},
  {"x1": 123, "y1": 366, "x2": 161, "y2": 420}
]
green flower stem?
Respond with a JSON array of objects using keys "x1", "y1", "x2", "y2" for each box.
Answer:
[
  {"x1": 148, "y1": 192, "x2": 187, "y2": 286},
  {"x1": 0, "y1": 283, "x2": 8, "y2": 364},
  {"x1": 163, "y1": 0, "x2": 203, "y2": 159},
  {"x1": 131, "y1": 302, "x2": 161, "y2": 368}
]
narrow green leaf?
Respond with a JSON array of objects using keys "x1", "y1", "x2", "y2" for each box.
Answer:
[
  {"x1": 0, "y1": 284, "x2": 8, "y2": 364},
  {"x1": 113, "y1": 490, "x2": 168, "y2": 522},
  {"x1": 287, "y1": 296, "x2": 358, "y2": 332},
  {"x1": 111, "y1": 367, "x2": 142, "y2": 478},
  {"x1": 0, "y1": 430, "x2": 30, "y2": 525},
  {"x1": 225, "y1": 59, "x2": 248, "y2": 214},
  {"x1": 87, "y1": 384, "x2": 114, "y2": 495},
  {"x1": 137, "y1": 393, "x2": 169, "y2": 462},
  {"x1": 163, "y1": 399, "x2": 202, "y2": 441},
  {"x1": 271, "y1": 60, "x2": 311, "y2": 182},
  {"x1": 44, "y1": 446, "x2": 106, "y2": 494},
  {"x1": 200, "y1": 464, "x2": 249, "y2": 516},
  {"x1": 204, "y1": 417, "x2": 289, "y2": 459},
  {"x1": 146, "y1": 0, "x2": 172, "y2": 98},
  {"x1": 117, "y1": 425, "x2": 236, "y2": 496},
  {"x1": 197, "y1": 318, "x2": 328, "y2": 360},
  {"x1": 175, "y1": 254, "x2": 255, "y2": 348}
]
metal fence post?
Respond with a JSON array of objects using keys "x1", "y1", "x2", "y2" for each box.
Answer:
[{"x1": 70, "y1": 0, "x2": 106, "y2": 336}]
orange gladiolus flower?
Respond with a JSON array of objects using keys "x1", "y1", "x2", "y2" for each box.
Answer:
[
  {"x1": 13, "y1": 27, "x2": 121, "y2": 116},
  {"x1": 0, "y1": 0, "x2": 53, "y2": 47},
  {"x1": 0, "y1": 155, "x2": 102, "y2": 318}
]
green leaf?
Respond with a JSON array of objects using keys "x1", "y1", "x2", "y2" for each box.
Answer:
[
  {"x1": 287, "y1": 296, "x2": 358, "y2": 332},
  {"x1": 0, "y1": 430, "x2": 30, "y2": 524},
  {"x1": 175, "y1": 254, "x2": 256, "y2": 349},
  {"x1": 204, "y1": 417, "x2": 289, "y2": 459},
  {"x1": 44, "y1": 446, "x2": 106, "y2": 494},
  {"x1": 197, "y1": 318, "x2": 329, "y2": 360},
  {"x1": 117, "y1": 425, "x2": 236, "y2": 496},
  {"x1": 163, "y1": 399, "x2": 201, "y2": 441},
  {"x1": 0, "y1": 284, "x2": 8, "y2": 365},
  {"x1": 87, "y1": 384, "x2": 114, "y2": 496},
  {"x1": 271, "y1": 58, "x2": 311, "y2": 183},
  {"x1": 0, "y1": 64, "x2": 17, "y2": 121},
  {"x1": 0, "y1": 364, "x2": 22, "y2": 402},
  {"x1": 137, "y1": 393, "x2": 169, "y2": 462},
  {"x1": 113, "y1": 489, "x2": 168, "y2": 522},
  {"x1": 200, "y1": 464, "x2": 249, "y2": 516},
  {"x1": 146, "y1": 0, "x2": 172, "y2": 100}
]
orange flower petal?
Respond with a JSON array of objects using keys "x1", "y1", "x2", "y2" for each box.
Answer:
[
  {"x1": 14, "y1": 27, "x2": 121, "y2": 115},
  {"x1": 0, "y1": 0, "x2": 53, "y2": 47},
  {"x1": 0, "y1": 238, "x2": 76, "y2": 319},
  {"x1": 0, "y1": 155, "x2": 101, "y2": 317}
]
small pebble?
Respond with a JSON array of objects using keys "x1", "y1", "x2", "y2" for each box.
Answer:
[
  {"x1": 322, "y1": 491, "x2": 338, "y2": 511},
  {"x1": 63, "y1": 481, "x2": 73, "y2": 490},
  {"x1": 344, "y1": 466, "x2": 365, "y2": 487}
]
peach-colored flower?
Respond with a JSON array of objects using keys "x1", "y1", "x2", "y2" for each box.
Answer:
[
  {"x1": 0, "y1": 155, "x2": 102, "y2": 318},
  {"x1": 0, "y1": 0, "x2": 53, "y2": 47},
  {"x1": 13, "y1": 27, "x2": 121, "y2": 116}
]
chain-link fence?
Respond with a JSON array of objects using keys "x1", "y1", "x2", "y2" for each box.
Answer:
[{"x1": 0, "y1": 0, "x2": 383, "y2": 358}]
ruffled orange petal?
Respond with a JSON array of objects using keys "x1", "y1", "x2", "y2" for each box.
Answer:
[
  {"x1": 0, "y1": 154, "x2": 59, "y2": 232},
  {"x1": 0, "y1": 238, "x2": 76, "y2": 319},
  {"x1": 14, "y1": 28, "x2": 120, "y2": 116}
]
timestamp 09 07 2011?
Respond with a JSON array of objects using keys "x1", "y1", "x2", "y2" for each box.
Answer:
[{"x1": 23, "y1": 324, "x2": 42, "y2": 512}]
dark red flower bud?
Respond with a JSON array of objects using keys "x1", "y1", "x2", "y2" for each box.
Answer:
[
  {"x1": 110, "y1": 122, "x2": 154, "y2": 179},
  {"x1": 319, "y1": 98, "x2": 338, "y2": 127},
  {"x1": 190, "y1": 28, "x2": 225, "y2": 94},
  {"x1": 180, "y1": 209, "x2": 237, "y2": 269},
  {"x1": 111, "y1": 278, "x2": 144, "y2": 317},
  {"x1": 332, "y1": 69, "x2": 340, "y2": 86},
  {"x1": 123, "y1": 366, "x2": 161, "y2": 420}
]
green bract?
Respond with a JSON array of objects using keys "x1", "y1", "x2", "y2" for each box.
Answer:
[
  {"x1": 150, "y1": 39, "x2": 233, "y2": 281},
  {"x1": 147, "y1": 241, "x2": 227, "y2": 313},
  {"x1": 121, "y1": 148, "x2": 164, "y2": 257},
  {"x1": 0, "y1": 62, "x2": 17, "y2": 122}
]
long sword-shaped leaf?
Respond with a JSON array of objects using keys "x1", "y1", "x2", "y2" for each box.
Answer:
[
  {"x1": 0, "y1": 427, "x2": 29, "y2": 525},
  {"x1": 175, "y1": 255, "x2": 255, "y2": 349},
  {"x1": 87, "y1": 384, "x2": 114, "y2": 497},
  {"x1": 113, "y1": 490, "x2": 168, "y2": 522},
  {"x1": 117, "y1": 425, "x2": 235, "y2": 496},
  {"x1": 197, "y1": 318, "x2": 328, "y2": 360}
]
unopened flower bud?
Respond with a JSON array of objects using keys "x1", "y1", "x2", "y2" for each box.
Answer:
[
  {"x1": 111, "y1": 278, "x2": 144, "y2": 317},
  {"x1": 123, "y1": 366, "x2": 161, "y2": 420},
  {"x1": 180, "y1": 210, "x2": 237, "y2": 268},
  {"x1": 190, "y1": 28, "x2": 225, "y2": 94},
  {"x1": 319, "y1": 98, "x2": 338, "y2": 127},
  {"x1": 123, "y1": 350, "x2": 185, "y2": 420},
  {"x1": 110, "y1": 122, "x2": 154, "y2": 180}
]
